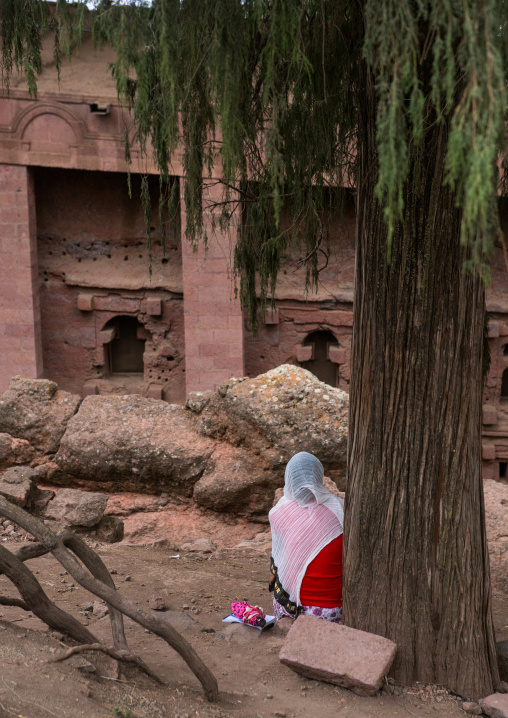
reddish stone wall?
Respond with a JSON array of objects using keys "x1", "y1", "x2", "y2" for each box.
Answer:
[
  {"x1": 34, "y1": 167, "x2": 185, "y2": 402},
  {"x1": 244, "y1": 303, "x2": 353, "y2": 389},
  {"x1": 181, "y1": 182, "x2": 245, "y2": 392},
  {"x1": 0, "y1": 164, "x2": 43, "y2": 392},
  {"x1": 244, "y1": 194, "x2": 356, "y2": 387}
]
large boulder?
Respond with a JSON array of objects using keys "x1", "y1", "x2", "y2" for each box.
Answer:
[
  {"x1": 44, "y1": 488, "x2": 108, "y2": 527},
  {"x1": 484, "y1": 479, "x2": 508, "y2": 597},
  {"x1": 0, "y1": 377, "x2": 81, "y2": 454},
  {"x1": 55, "y1": 396, "x2": 215, "y2": 495},
  {"x1": 193, "y1": 442, "x2": 280, "y2": 518},
  {"x1": 189, "y1": 365, "x2": 348, "y2": 485}
]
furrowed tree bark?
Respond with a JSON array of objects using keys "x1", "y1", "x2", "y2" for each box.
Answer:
[
  {"x1": 0, "y1": 498, "x2": 218, "y2": 702},
  {"x1": 344, "y1": 64, "x2": 500, "y2": 699}
]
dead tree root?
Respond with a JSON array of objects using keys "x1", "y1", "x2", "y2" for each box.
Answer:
[
  {"x1": 50, "y1": 643, "x2": 164, "y2": 684},
  {"x1": 0, "y1": 496, "x2": 218, "y2": 702}
]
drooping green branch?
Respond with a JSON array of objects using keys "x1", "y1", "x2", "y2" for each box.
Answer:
[{"x1": 2, "y1": 0, "x2": 508, "y2": 326}]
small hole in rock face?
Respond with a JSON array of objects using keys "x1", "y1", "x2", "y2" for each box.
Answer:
[
  {"x1": 78, "y1": 258, "x2": 82, "y2": 263},
  {"x1": 260, "y1": 355, "x2": 265, "y2": 359},
  {"x1": 167, "y1": 356, "x2": 174, "y2": 361},
  {"x1": 124, "y1": 256, "x2": 128, "y2": 261},
  {"x1": 138, "y1": 254, "x2": 142, "y2": 258},
  {"x1": 165, "y1": 378, "x2": 168, "y2": 382},
  {"x1": 150, "y1": 227, "x2": 155, "y2": 231},
  {"x1": 44, "y1": 278, "x2": 48, "y2": 282},
  {"x1": 93, "y1": 258, "x2": 97, "y2": 261},
  {"x1": 107, "y1": 254, "x2": 112, "y2": 259},
  {"x1": 161, "y1": 258, "x2": 169, "y2": 265}
]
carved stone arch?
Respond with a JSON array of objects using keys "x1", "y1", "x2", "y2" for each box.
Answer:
[{"x1": 13, "y1": 103, "x2": 85, "y2": 146}]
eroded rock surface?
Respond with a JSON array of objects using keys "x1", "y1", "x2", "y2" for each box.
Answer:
[
  {"x1": 0, "y1": 377, "x2": 81, "y2": 454},
  {"x1": 191, "y1": 365, "x2": 348, "y2": 485},
  {"x1": 484, "y1": 479, "x2": 508, "y2": 597},
  {"x1": 0, "y1": 466, "x2": 40, "y2": 507},
  {"x1": 43, "y1": 487, "x2": 108, "y2": 527},
  {"x1": 0, "y1": 433, "x2": 35, "y2": 470},
  {"x1": 193, "y1": 442, "x2": 280, "y2": 517},
  {"x1": 55, "y1": 396, "x2": 215, "y2": 495}
]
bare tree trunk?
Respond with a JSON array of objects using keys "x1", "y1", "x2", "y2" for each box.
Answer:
[{"x1": 343, "y1": 67, "x2": 500, "y2": 700}]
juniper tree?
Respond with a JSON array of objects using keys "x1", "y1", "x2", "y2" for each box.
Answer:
[{"x1": 2, "y1": 0, "x2": 507, "y2": 699}]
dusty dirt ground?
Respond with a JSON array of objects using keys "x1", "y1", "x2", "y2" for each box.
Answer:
[{"x1": 0, "y1": 529, "x2": 507, "y2": 718}]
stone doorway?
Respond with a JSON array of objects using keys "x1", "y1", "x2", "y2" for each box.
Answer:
[
  {"x1": 103, "y1": 316, "x2": 146, "y2": 374},
  {"x1": 301, "y1": 330, "x2": 339, "y2": 387}
]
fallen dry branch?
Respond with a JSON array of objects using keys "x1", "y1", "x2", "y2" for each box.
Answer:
[
  {"x1": 0, "y1": 497, "x2": 218, "y2": 702},
  {"x1": 0, "y1": 543, "x2": 98, "y2": 644},
  {"x1": 50, "y1": 642, "x2": 163, "y2": 684}
]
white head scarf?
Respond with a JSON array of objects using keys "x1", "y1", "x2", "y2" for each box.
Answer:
[{"x1": 269, "y1": 452, "x2": 344, "y2": 608}]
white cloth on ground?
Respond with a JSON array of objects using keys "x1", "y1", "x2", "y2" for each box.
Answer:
[{"x1": 269, "y1": 451, "x2": 344, "y2": 608}]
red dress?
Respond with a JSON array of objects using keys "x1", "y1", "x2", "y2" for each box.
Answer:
[{"x1": 299, "y1": 534, "x2": 343, "y2": 607}]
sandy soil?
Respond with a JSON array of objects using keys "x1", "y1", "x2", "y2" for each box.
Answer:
[{"x1": 0, "y1": 534, "x2": 506, "y2": 718}]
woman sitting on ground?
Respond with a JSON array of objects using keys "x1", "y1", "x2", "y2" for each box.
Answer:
[{"x1": 269, "y1": 451, "x2": 344, "y2": 623}]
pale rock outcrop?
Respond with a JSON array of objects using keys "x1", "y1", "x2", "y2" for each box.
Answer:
[
  {"x1": 0, "y1": 377, "x2": 81, "y2": 454},
  {"x1": 55, "y1": 396, "x2": 215, "y2": 495},
  {"x1": 483, "y1": 479, "x2": 508, "y2": 596},
  {"x1": 190, "y1": 365, "x2": 348, "y2": 485},
  {"x1": 44, "y1": 488, "x2": 108, "y2": 527}
]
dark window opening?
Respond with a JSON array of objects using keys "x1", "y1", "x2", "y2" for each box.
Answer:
[
  {"x1": 500, "y1": 462, "x2": 507, "y2": 480},
  {"x1": 502, "y1": 369, "x2": 508, "y2": 397},
  {"x1": 301, "y1": 330, "x2": 339, "y2": 387},
  {"x1": 103, "y1": 316, "x2": 146, "y2": 374},
  {"x1": 503, "y1": 344, "x2": 508, "y2": 356}
]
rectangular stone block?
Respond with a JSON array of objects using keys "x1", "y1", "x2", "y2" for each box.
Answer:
[
  {"x1": 328, "y1": 346, "x2": 347, "y2": 364},
  {"x1": 146, "y1": 384, "x2": 163, "y2": 400},
  {"x1": 479, "y1": 693, "x2": 508, "y2": 718},
  {"x1": 296, "y1": 344, "x2": 313, "y2": 362},
  {"x1": 145, "y1": 297, "x2": 162, "y2": 316},
  {"x1": 77, "y1": 293, "x2": 94, "y2": 312},
  {"x1": 488, "y1": 321, "x2": 500, "y2": 338},
  {"x1": 483, "y1": 405, "x2": 498, "y2": 425},
  {"x1": 82, "y1": 383, "x2": 98, "y2": 397},
  {"x1": 99, "y1": 327, "x2": 117, "y2": 344},
  {"x1": 483, "y1": 443, "x2": 496, "y2": 461},
  {"x1": 279, "y1": 615, "x2": 397, "y2": 696},
  {"x1": 93, "y1": 296, "x2": 140, "y2": 313}
]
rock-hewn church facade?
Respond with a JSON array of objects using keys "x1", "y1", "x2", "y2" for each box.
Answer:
[{"x1": 1, "y1": 32, "x2": 507, "y2": 484}]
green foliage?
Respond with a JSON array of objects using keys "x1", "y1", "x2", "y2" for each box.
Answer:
[
  {"x1": 2, "y1": 0, "x2": 508, "y2": 326},
  {"x1": 364, "y1": 0, "x2": 507, "y2": 272},
  {"x1": 112, "y1": 708, "x2": 132, "y2": 718}
]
